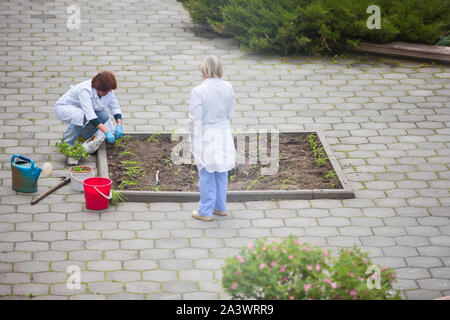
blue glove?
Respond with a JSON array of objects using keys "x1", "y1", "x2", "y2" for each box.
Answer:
[
  {"x1": 105, "y1": 131, "x2": 115, "y2": 144},
  {"x1": 114, "y1": 124, "x2": 123, "y2": 138}
]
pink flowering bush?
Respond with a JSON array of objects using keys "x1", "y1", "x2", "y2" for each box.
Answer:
[{"x1": 222, "y1": 236, "x2": 401, "y2": 300}]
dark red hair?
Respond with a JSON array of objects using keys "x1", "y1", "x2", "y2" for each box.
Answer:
[{"x1": 92, "y1": 71, "x2": 117, "y2": 91}]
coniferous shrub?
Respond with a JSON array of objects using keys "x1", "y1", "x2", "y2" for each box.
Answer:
[{"x1": 179, "y1": 0, "x2": 450, "y2": 55}]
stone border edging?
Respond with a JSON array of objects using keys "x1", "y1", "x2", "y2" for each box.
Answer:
[
  {"x1": 96, "y1": 131, "x2": 355, "y2": 202},
  {"x1": 349, "y1": 41, "x2": 450, "y2": 64}
]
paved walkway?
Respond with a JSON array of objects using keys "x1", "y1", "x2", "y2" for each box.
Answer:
[{"x1": 0, "y1": 0, "x2": 449, "y2": 300}]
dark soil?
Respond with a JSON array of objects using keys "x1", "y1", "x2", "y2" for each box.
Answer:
[{"x1": 106, "y1": 133, "x2": 342, "y2": 192}]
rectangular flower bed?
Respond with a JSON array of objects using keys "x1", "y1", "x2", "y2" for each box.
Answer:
[{"x1": 96, "y1": 131, "x2": 354, "y2": 202}]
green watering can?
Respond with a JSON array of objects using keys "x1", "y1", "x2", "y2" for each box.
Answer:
[{"x1": 11, "y1": 155, "x2": 42, "y2": 193}]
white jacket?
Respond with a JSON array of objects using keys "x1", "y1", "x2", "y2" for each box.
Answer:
[
  {"x1": 189, "y1": 78, "x2": 236, "y2": 173},
  {"x1": 55, "y1": 79, "x2": 121, "y2": 127}
]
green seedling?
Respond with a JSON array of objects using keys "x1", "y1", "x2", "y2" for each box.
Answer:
[
  {"x1": 115, "y1": 135, "x2": 131, "y2": 148},
  {"x1": 308, "y1": 133, "x2": 328, "y2": 167},
  {"x1": 118, "y1": 159, "x2": 145, "y2": 190},
  {"x1": 229, "y1": 174, "x2": 236, "y2": 182},
  {"x1": 123, "y1": 166, "x2": 145, "y2": 177},
  {"x1": 280, "y1": 174, "x2": 292, "y2": 190},
  {"x1": 120, "y1": 160, "x2": 143, "y2": 166},
  {"x1": 164, "y1": 156, "x2": 173, "y2": 167},
  {"x1": 71, "y1": 166, "x2": 90, "y2": 172},
  {"x1": 325, "y1": 170, "x2": 338, "y2": 189},
  {"x1": 151, "y1": 184, "x2": 163, "y2": 192},
  {"x1": 325, "y1": 170, "x2": 337, "y2": 179},
  {"x1": 119, "y1": 151, "x2": 136, "y2": 157},
  {"x1": 147, "y1": 132, "x2": 161, "y2": 143},
  {"x1": 118, "y1": 179, "x2": 138, "y2": 190},
  {"x1": 246, "y1": 175, "x2": 264, "y2": 191},
  {"x1": 55, "y1": 141, "x2": 90, "y2": 161},
  {"x1": 110, "y1": 190, "x2": 128, "y2": 208}
]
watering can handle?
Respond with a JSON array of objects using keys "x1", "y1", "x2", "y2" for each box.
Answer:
[
  {"x1": 93, "y1": 186, "x2": 112, "y2": 200},
  {"x1": 11, "y1": 154, "x2": 36, "y2": 169}
]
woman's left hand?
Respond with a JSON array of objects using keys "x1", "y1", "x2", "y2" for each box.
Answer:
[{"x1": 114, "y1": 124, "x2": 123, "y2": 138}]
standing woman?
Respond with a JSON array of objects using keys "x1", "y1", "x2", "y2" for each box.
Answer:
[
  {"x1": 189, "y1": 56, "x2": 236, "y2": 221},
  {"x1": 54, "y1": 71, "x2": 123, "y2": 146}
]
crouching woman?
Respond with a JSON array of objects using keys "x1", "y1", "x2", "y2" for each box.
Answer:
[
  {"x1": 54, "y1": 71, "x2": 123, "y2": 146},
  {"x1": 189, "y1": 56, "x2": 236, "y2": 222}
]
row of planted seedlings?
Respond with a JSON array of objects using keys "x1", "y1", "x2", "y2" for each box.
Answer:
[
  {"x1": 307, "y1": 133, "x2": 339, "y2": 189},
  {"x1": 110, "y1": 132, "x2": 198, "y2": 193}
]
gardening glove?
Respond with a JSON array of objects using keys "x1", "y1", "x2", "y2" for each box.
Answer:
[
  {"x1": 105, "y1": 130, "x2": 115, "y2": 144},
  {"x1": 114, "y1": 124, "x2": 123, "y2": 138}
]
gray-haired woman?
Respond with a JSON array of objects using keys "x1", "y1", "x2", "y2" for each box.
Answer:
[{"x1": 189, "y1": 56, "x2": 237, "y2": 221}]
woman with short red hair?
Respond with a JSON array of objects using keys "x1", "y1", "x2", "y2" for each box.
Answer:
[{"x1": 55, "y1": 71, "x2": 123, "y2": 145}]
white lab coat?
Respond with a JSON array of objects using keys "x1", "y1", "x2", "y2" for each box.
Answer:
[
  {"x1": 189, "y1": 77, "x2": 237, "y2": 173},
  {"x1": 54, "y1": 79, "x2": 121, "y2": 127}
]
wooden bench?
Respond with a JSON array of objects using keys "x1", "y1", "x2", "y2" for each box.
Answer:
[{"x1": 349, "y1": 41, "x2": 450, "y2": 64}]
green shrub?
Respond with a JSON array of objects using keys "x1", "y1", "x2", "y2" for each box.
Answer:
[
  {"x1": 222, "y1": 236, "x2": 401, "y2": 300},
  {"x1": 180, "y1": 0, "x2": 450, "y2": 54}
]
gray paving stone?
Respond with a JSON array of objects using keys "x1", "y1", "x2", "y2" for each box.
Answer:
[
  {"x1": 361, "y1": 236, "x2": 396, "y2": 247},
  {"x1": 159, "y1": 259, "x2": 194, "y2": 270},
  {"x1": 339, "y1": 226, "x2": 373, "y2": 237},
  {"x1": 106, "y1": 271, "x2": 141, "y2": 282},
  {"x1": 108, "y1": 293, "x2": 145, "y2": 300},
  {"x1": 87, "y1": 261, "x2": 122, "y2": 272},
  {"x1": 195, "y1": 258, "x2": 225, "y2": 270},
  {"x1": 13, "y1": 261, "x2": 50, "y2": 273},
  {"x1": 105, "y1": 250, "x2": 139, "y2": 261},
  {"x1": 429, "y1": 236, "x2": 450, "y2": 247},
  {"x1": 50, "y1": 283, "x2": 86, "y2": 296},
  {"x1": 162, "y1": 280, "x2": 197, "y2": 293},
  {"x1": 418, "y1": 246, "x2": 450, "y2": 257},
  {"x1": 198, "y1": 280, "x2": 224, "y2": 293},
  {"x1": 175, "y1": 248, "x2": 209, "y2": 259},
  {"x1": 121, "y1": 239, "x2": 154, "y2": 250},
  {"x1": 429, "y1": 267, "x2": 450, "y2": 279},
  {"x1": 0, "y1": 273, "x2": 31, "y2": 284},
  {"x1": 370, "y1": 257, "x2": 407, "y2": 269},
  {"x1": 392, "y1": 279, "x2": 419, "y2": 291},
  {"x1": 140, "y1": 249, "x2": 174, "y2": 260},
  {"x1": 405, "y1": 289, "x2": 444, "y2": 300},
  {"x1": 88, "y1": 282, "x2": 124, "y2": 295},
  {"x1": 180, "y1": 270, "x2": 214, "y2": 281},
  {"x1": 183, "y1": 292, "x2": 219, "y2": 300},
  {"x1": 417, "y1": 279, "x2": 450, "y2": 291},
  {"x1": 395, "y1": 236, "x2": 430, "y2": 247},
  {"x1": 396, "y1": 268, "x2": 430, "y2": 280},
  {"x1": 383, "y1": 246, "x2": 419, "y2": 258}
]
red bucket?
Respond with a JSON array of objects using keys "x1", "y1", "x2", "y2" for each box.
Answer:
[{"x1": 82, "y1": 177, "x2": 112, "y2": 210}]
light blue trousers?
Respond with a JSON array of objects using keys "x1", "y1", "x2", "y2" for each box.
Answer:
[
  {"x1": 197, "y1": 168, "x2": 228, "y2": 217},
  {"x1": 63, "y1": 110, "x2": 109, "y2": 145}
]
